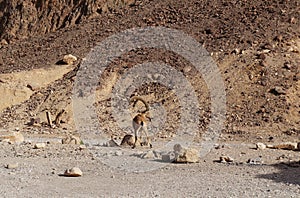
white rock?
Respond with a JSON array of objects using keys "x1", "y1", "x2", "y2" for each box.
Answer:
[
  {"x1": 247, "y1": 158, "x2": 263, "y2": 165},
  {"x1": 34, "y1": 143, "x2": 46, "y2": 149},
  {"x1": 256, "y1": 142, "x2": 266, "y2": 150},
  {"x1": 62, "y1": 54, "x2": 77, "y2": 65},
  {"x1": 63, "y1": 167, "x2": 82, "y2": 177},
  {"x1": 6, "y1": 163, "x2": 19, "y2": 169}
]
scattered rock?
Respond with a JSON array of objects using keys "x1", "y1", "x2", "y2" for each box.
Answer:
[
  {"x1": 173, "y1": 144, "x2": 199, "y2": 163},
  {"x1": 256, "y1": 142, "x2": 266, "y2": 150},
  {"x1": 141, "y1": 150, "x2": 155, "y2": 159},
  {"x1": 62, "y1": 54, "x2": 77, "y2": 65},
  {"x1": 63, "y1": 167, "x2": 82, "y2": 177},
  {"x1": 104, "y1": 139, "x2": 119, "y2": 147},
  {"x1": 62, "y1": 134, "x2": 82, "y2": 145},
  {"x1": 34, "y1": 142, "x2": 46, "y2": 149},
  {"x1": 5, "y1": 163, "x2": 19, "y2": 169},
  {"x1": 120, "y1": 134, "x2": 135, "y2": 147},
  {"x1": 269, "y1": 86, "x2": 286, "y2": 95},
  {"x1": 219, "y1": 155, "x2": 234, "y2": 163},
  {"x1": 27, "y1": 117, "x2": 41, "y2": 126},
  {"x1": 267, "y1": 142, "x2": 298, "y2": 150},
  {"x1": 161, "y1": 152, "x2": 176, "y2": 163},
  {"x1": 77, "y1": 145, "x2": 86, "y2": 150},
  {"x1": 114, "y1": 150, "x2": 123, "y2": 156},
  {"x1": 0, "y1": 39, "x2": 8, "y2": 46},
  {"x1": 247, "y1": 158, "x2": 263, "y2": 165},
  {"x1": 182, "y1": 65, "x2": 192, "y2": 73}
]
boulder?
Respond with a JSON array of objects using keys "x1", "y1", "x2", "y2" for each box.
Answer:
[{"x1": 173, "y1": 144, "x2": 199, "y2": 163}]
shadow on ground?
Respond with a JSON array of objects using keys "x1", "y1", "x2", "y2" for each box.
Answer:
[{"x1": 257, "y1": 161, "x2": 300, "y2": 185}]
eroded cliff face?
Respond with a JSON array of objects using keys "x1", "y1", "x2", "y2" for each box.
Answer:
[{"x1": 0, "y1": 0, "x2": 135, "y2": 42}]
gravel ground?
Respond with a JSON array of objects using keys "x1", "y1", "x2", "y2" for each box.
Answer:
[{"x1": 0, "y1": 140, "x2": 299, "y2": 197}]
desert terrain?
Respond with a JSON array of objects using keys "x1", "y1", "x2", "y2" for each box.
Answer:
[{"x1": 0, "y1": 0, "x2": 299, "y2": 197}]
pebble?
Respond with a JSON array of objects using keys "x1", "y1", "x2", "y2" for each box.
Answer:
[
  {"x1": 62, "y1": 54, "x2": 77, "y2": 65},
  {"x1": 34, "y1": 143, "x2": 46, "y2": 149},
  {"x1": 5, "y1": 163, "x2": 19, "y2": 169},
  {"x1": 247, "y1": 158, "x2": 263, "y2": 165},
  {"x1": 63, "y1": 167, "x2": 82, "y2": 177},
  {"x1": 141, "y1": 150, "x2": 155, "y2": 159},
  {"x1": 161, "y1": 152, "x2": 176, "y2": 162},
  {"x1": 256, "y1": 142, "x2": 266, "y2": 150},
  {"x1": 114, "y1": 150, "x2": 123, "y2": 156},
  {"x1": 220, "y1": 155, "x2": 234, "y2": 163}
]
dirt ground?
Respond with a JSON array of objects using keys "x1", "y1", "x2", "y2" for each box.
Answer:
[{"x1": 0, "y1": 0, "x2": 299, "y2": 197}]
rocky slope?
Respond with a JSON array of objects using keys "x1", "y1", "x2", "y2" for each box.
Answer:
[{"x1": 0, "y1": 0, "x2": 299, "y2": 142}]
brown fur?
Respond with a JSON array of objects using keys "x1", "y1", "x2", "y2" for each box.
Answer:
[{"x1": 130, "y1": 96, "x2": 152, "y2": 148}]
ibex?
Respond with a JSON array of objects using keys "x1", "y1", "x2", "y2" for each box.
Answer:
[{"x1": 130, "y1": 96, "x2": 152, "y2": 148}]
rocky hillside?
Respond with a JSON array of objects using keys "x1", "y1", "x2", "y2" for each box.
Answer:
[
  {"x1": 0, "y1": 0, "x2": 299, "y2": 142},
  {"x1": 0, "y1": 0, "x2": 135, "y2": 42}
]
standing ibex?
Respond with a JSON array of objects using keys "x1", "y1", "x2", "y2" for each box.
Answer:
[{"x1": 130, "y1": 96, "x2": 152, "y2": 148}]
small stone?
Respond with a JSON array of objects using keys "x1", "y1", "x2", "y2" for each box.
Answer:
[
  {"x1": 183, "y1": 66, "x2": 192, "y2": 73},
  {"x1": 274, "y1": 35, "x2": 283, "y2": 42},
  {"x1": 256, "y1": 142, "x2": 266, "y2": 150},
  {"x1": 258, "y1": 53, "x2": 267, "y2": 60},
  {"x1": 270, "y1": 86, "x2": 286, "y2": 95},
  {"x1": 6, "y1": 163, "x2": 19, "y2": 169},
  {"x1": 173, "y1": 144, "x2": 183, "y2": 152},
  {"x1": 220, "y1": 155, "x2": 234, "y2": 163},
  {"x1": 161, "y1": 152, "x2": 176, "y2": 162},
  {"x1": 0, "y1": 39, "x2": 8, "y2": 46},
  {"x1": 105, "y1": 139, "x2": 119, "y2": 147},
  {"x1": 63, "y1": 167, "x2": 82, "y2": 177},
  {"x1": 283, "y1": 62, "x2": 292, "y2": 70},
  {"x1": 62, "y1": 54, "x2": 77, "y2": 65},
  {"x1": 141, "y1": 150, "x2": 155, "y2": 159},
  {"x1": 34, "y1": 143, "x2": 46, "y2": 149},
  {"x1": 232, "y1": 48, "x2": 240, "y2": 54},
  {"x1": 247, "y1": 158, "x2": 263, "y2": 165},
  {"x1": 78, "y1": 145, "x2": 86, "y2": 150},
  {"x1": 62, "y1": 134, "x2": 82, "y2": 145},
  {"x1": 114, "y1": 150, "x2": 123, "y2": 156},
  {"x1": 152, "y1": 150, "x2": 161, "y2": 158}
]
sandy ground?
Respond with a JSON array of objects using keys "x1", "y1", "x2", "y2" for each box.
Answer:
[{"x1": 0, "y1": 139, "x2": 299, "y2": 197}]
